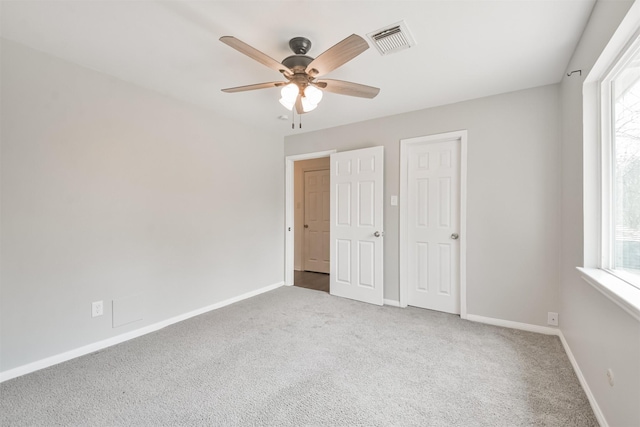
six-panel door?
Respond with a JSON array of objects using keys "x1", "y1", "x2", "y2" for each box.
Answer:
[
  {"x1": 330, "y1": 146, "x2": 384, "y2": 306},
  {"x1": 407, "y1": 138, "x2": 461, "y2": 314},
  {"x1": 304, "y1": 169, "x2": 330, "y2": 273}
]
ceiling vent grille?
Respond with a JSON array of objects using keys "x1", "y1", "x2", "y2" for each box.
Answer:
[{"x1": 367, "y1": 21, "x2": 415, "y2": 56}]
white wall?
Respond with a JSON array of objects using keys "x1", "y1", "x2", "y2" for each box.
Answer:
[
  {"x1": 293, "y1": 157, "x2": 330, "y2": 271},
  {"x1": 560, "y1": 1, "x2": 640, "y2": 426},
  {"x1": 285, "y1": 84, "x2": 561, "y2": 326},
  {"x1": 0, "y1": 39, "x2": 284, "y2": 372}
]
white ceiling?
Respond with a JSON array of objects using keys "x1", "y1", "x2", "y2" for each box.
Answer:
[{"x1": 1, "y1": 0, "x2": 595, "y2": 138}]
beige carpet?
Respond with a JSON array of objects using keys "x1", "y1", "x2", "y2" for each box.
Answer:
[{"x1": 0, "y1": 286, "x2": 597, "y2": 426}]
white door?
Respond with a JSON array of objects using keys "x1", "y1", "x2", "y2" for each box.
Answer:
[
  {"x1": 330, "y1": 146, "x2": 384, "y2": 306},
  {"x1": 303, "y1": 169, "x2": 330, "y2": 273},
  {"x1": 406, "y1": 137, "x2": 461, "y2": 314}
]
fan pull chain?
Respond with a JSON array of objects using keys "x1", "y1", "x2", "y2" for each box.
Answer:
[{"x1": 299, "y1": 113, "x2": 302, "y2": 129}]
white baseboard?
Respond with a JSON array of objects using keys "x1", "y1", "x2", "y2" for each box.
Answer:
[
  {"x1": 466, "y1": 314, "x2": 559, "y2": 335},
  {"x1": 0, "y1": 281, "x2": 284, "y2": 383},
  {"x1": 384, "y1": 299, "x2": 401, "y2": 307},
  {"x1": 558, "y1": 331, "x2": 608, "y2": 427}
]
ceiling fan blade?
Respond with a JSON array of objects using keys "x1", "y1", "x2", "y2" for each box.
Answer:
[
  {"x1": 305, "y1": 34, "x2": 369, "y2": 77},
  {"x1": 295, "y1": 94, "x2": 305, "y2": 115},
  {"x1": 220, "y1": 36, "x2": 292, "y2": 76},
  {"x1": 221, "y1": 81, "x2": 286, "y2": 93},
  {"x1": 315, "y1": 79, "x2": 380, "y2": 99}
]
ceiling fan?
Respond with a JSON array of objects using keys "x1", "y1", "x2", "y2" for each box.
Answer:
[{"x1": 220, "y1": 34, "x2": 380, "y2": 114}]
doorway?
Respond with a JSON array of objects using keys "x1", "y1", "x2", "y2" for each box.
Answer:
[
  {"x1": 285, "y1": 147, "x2": 385, "y2": 306},
  {"x1": 294, "y1": 157, "x2": 330, "y2": 292},
  {"x1": 284, "y1": 150, "x2": 335, "y2": 289}
]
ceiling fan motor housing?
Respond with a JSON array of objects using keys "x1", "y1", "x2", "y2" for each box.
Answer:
[
  {"x1": 282, "y1": 37, "x2": 315, "y2": 75},
  {"x1": 281, "y1": 54, "x2": 313, "y2": 72}
]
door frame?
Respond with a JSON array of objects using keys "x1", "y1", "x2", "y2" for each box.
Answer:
[
  {"x1": 285, "y1": 150, "x2": 337, "y2": 286},
  {"x1": 399, "y1": 130, "x2": 468, "y2": 318}
]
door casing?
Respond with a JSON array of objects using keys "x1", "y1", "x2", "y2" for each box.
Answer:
[{"x1": 399, "y1": 130, "x2": 468, "y2": 318}]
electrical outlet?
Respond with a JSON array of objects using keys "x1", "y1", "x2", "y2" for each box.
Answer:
[
  {"x1": 92, "y1": 301, "x2": 104, "y2": 318},
  {"x1": 607, "y1": 369, "x2": 615, "y2": 387},
  {"x1": 547, "y1": 312, "x2": 558, "y2": 326}
]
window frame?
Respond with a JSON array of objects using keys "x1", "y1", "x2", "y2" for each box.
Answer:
[
  {"x1": 599, "y1": 33, "x2": 640, "y2": 291},
  {"x1": 579, "y1": 2, "x2": 640, "y2": 322}
]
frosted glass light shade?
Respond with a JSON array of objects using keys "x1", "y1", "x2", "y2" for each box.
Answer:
[
  {"x1": 279, "y1": 83, "x2": 298, "y2": 111},
  {"x1": 301, "y1": 96, "x2": 318, "y2": 112},
  {"x1": 279, "y1": 97, "x2": 294, "y2": 110},
  {"x1": 279, "y1": 84, "x2": 323, "y2": 113},
  {"x1": 304, "y1": 85, "x2": 323, "y2": 104},
  {"x1": 281, "y1": 84, "x2": 298, "y2": 102}
]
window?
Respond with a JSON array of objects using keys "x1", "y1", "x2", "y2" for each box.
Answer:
[
  {"x1": 602, "y1": 34, "x2": 640, "y2": 290},
  {"x1": 580, "y1": 5, "x2": 640, "y2": 319}
]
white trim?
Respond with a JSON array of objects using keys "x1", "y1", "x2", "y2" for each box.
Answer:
[
  {"x1": 558, "y1": 330, "x2": 609, "y2": 427},
  {"x1": 399, "y1": 130, "x2": 468, "y2": 318},
  {"x1": 460, "y1": 132, "x2": 468, "y2": 319},
  {"x1": 285, "y1": 150, "x2": 336, "y2": 286},
  {"x1": 466, "y1": 314, "x2": 559, "y2": 335},
  {"x1": 0, "y1": 281, "x2": 284, "y2": 383},
  {"x1": 577, "y1": 267, "x2": 640, "y2": 322},
  {"x1": 585, "y1": 2, "x2": 640, "y2": 84},
  {"x1": 383, "y1": 299, "x2": 401, "y2": 307},
  {"x1": 600, "y1": 64, "x2": 613, "y2": 270}
]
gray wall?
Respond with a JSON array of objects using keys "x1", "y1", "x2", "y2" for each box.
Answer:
[
  {"x1": 559, "y1": 1, "x2": 640, "y2": 425},
  {"x1": 285, "y1": 84, "x2": 561, "y2": 327},
  {"x1": 0, "y1": 39, "x2": 284, "y2": 372}
]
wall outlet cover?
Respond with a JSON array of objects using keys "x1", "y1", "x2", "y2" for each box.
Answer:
[
  {"x1": 92, "y1": 300, "x2": 104, "y2": 318},
  {"x1": 547, "y1": 311, "x2": 558, "y2": 326}
]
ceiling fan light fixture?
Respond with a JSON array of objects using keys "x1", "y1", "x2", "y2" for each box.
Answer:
[
  {"x1": 301, "y1": 96, "x2": 319, "y2": 113},
  {"x1": 304, "y1": 85, "x2": 323, "y2": 104},
  {"x1": 279, "y1": 97, "x2": 294, "y2": 111},
  {"x1": 220, "y1": 34, "x2": 380, "y2": 119},
  {"x1": 279, "y1": 83, "x2": 298, "y2": 110}
]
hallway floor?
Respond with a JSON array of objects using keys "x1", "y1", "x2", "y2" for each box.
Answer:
[{"x1": 294, "y1": 270, "x2": 329, "y2": 293}]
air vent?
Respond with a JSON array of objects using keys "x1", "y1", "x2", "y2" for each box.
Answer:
[{"x1": 367, "y1": 21, "x2": 415, "y2": 56}]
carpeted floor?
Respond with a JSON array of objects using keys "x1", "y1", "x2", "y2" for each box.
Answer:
[{"x1": 1, "y1": 286, "x2": 597, "y2": 426}]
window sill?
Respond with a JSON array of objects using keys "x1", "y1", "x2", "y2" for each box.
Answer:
[{"x1": 577, "y1": 267, "x2": 640, "y2": 322}]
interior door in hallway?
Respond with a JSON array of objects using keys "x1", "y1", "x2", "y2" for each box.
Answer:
[
  {"x1": 406, "y1": 137, "x2": 461, "y2": 314},
  {"x1": 304, "y1": 169, "x2": 330, "y2": 273},
  {"x1": 330, "y1": 146, "x2": 384, "y2": 306}
]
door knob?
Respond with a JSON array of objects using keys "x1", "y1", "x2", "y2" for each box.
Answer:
[
  {"x1": 304, "y1": 224, "x2": 309, "y2": 228},
  {"x1": 450, "y1": 233, "x2": 459, "y2": 240},
  {"x1": 374, "y1": 231, "x2": 383, "y2": 237}
]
